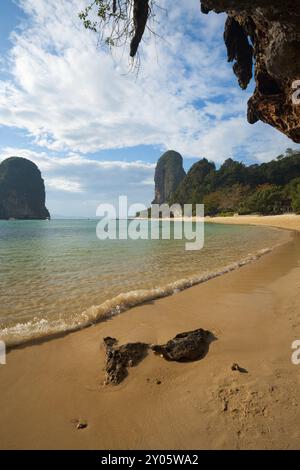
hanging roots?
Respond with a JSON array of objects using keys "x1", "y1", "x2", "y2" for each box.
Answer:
[{"x1": 130, "y1": 0, "x2": 150, "y2": 57}]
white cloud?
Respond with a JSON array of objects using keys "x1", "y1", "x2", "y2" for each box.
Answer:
[
  {"x1": 0, "y1": 0, "x2": 297, "y2": 162},
  {"x1": 0, "y1": 147, "x2": 155, "y2": 216},
  {"x1": 0, "y1": 0, "x2": 299, "y2": 219},
  {"x1": 46, "y1": 177, "x2": 84, "y2": 193}
]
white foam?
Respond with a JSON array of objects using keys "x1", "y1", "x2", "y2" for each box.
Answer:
[{"x1": 0, "y1": 246, "x2": 276, "y2": 348}]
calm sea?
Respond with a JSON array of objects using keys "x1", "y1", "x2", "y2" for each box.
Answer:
[{"x1": 0, "y1": 219, "x2": 288, "y2": 346}]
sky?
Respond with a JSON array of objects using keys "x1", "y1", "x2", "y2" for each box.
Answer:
[{"x1": 0, "y1": 0, "x2": 299, "y2": 217}]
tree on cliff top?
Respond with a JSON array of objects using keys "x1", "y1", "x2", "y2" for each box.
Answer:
[{"x1": 79, "y1": 0, "x2": 157, "y2": 58}]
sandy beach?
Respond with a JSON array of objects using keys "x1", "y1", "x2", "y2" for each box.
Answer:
[
  {"x1": 206, "y1": 214, "x2": 300, "y2": 232},
  {"x1": 0, "y1": 215, "x2": 300, "y2": 450}
]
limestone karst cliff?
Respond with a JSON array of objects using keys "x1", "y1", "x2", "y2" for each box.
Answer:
[
  {"x1": 171, "y1": 150, "x2": 300, "y2": 215},
  {"x1": 200, "y1": 0, "x2": 300, "y2": 142},
  {"x1": 0, "y1": 157, "x2": 50, "y2": 220},
  {"x1": 152, "y1": 150, "x2": 186, "y2": 205},
  {"x1": 112, "y1": 0, "x2": 300, "y2": 142}
]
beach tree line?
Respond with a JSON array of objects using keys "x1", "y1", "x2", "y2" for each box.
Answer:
[{"x1": 169, "y1": 149, "x2": 300, "y2": 216}]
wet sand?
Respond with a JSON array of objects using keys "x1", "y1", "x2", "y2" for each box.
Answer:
[{"x1": 0, "y1": 218, "x2": 300, "y2": 449}]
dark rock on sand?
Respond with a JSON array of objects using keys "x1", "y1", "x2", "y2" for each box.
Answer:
[
  {"x1": 103, "y1": 328, "x2": 215, "y2": 384},
  {"x1": 76, "y1": 420, "x2": 88, "y2": 430},
  {"x1": 151, "y1": 328, "x2": 214, "y2": 362},
  {"x1": 231, "y1": 363, "x2": 248, "y2": 373},
  {"x1": 103, "y1": 336, "x2": 149, "y2": 385}
]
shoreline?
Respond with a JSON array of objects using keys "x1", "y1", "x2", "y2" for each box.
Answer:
[
  {"x1": 0, "y1": 215, "x2": 300, "y2": 449},
  {"x1": 137, "y1": 213, "x2": 300, "y2": 233},
  {"x1": 1, "y1": 244, "x2": 278, "y2": 349},
  {"x1": 205, "y1": 214, "x2": 300, "y2": 233},
  {"x1": 2, "y1": 222, "x2": 291, "y2": 349}
]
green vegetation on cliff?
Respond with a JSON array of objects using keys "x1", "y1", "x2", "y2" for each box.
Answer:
[{"x1": 171, "y1": 150, "x2": 300, "y2": 216}]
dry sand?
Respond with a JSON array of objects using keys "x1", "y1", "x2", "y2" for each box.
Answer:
[
  {"x1": 0, "y1": 215, "x2": 300, "y2": 449},
  {"x1": 206, "y1": 213, "x2": 300, "y2": 232}
]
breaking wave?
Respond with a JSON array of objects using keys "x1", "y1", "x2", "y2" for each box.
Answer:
[{"x1": 1, "y1": 246, "x2": 275, "y2": 348}]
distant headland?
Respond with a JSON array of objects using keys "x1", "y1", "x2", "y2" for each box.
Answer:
[
  {"x1": 0, "y1": 157, "x2": 50, "y2": 220},
  {"x1": 151, "y1": 148, "x2": 300, "y2": 216}
]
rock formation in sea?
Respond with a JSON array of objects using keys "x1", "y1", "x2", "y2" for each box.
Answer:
[
  {"x1": 200, "y1": 0, "x2": 300, "y2": 142},
  {"x1": 152, "y1": 150, "x2": 186, "y2": 205},
  {"x1": 0, "y1": 157, "x2": 50, "y2": 220}
]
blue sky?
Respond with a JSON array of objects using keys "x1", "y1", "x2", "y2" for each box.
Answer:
[{"x1": 0, "y1": 0, "x2": 299, "y2": 216}]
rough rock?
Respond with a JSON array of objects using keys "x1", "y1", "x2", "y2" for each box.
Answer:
[
  {"x1": 152, "y1": 150, "x2": 186, "y2": 205},
  {"x1": 0, "y1": 157, "x2": 50, "y2": 220},
  {"x1": 76, "y1": 419, "x2": 88, "y2": 430},
  {"x1": 151, "y1": 328, "x2": 214, "y2": 362},
  {"x1": 171, "y1": 158, "x2": 216, "y2": 206},
  {"x1": 224, "y1": 16, "x2": 253, "y2": 90},
  {"x1": 103, "y1": 336, "x2": 149, "y2": 385},
  {"x1": 200, "y1": 0, "x2": 300, "y2": 142},
  {"x1": 231, "y1": 363, "x2": 248, "y2": 373}
]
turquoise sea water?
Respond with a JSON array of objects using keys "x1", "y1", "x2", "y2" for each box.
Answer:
[{"x1": 0, "y1": 219, "x2": 288, "y2": 346}]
